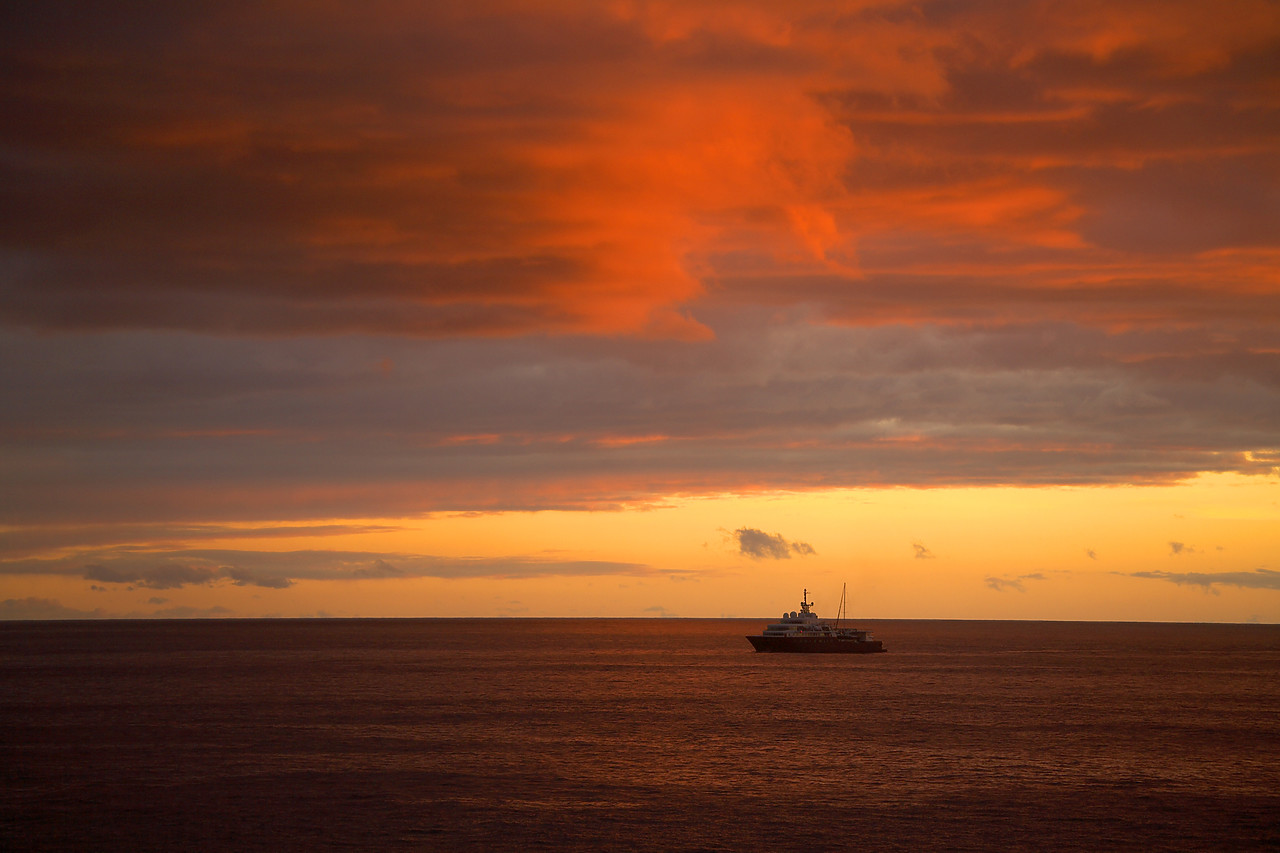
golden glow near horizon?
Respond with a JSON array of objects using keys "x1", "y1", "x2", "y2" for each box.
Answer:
[{"x1": 8, "y1": 473, "x2": 1277, "y2": 622}]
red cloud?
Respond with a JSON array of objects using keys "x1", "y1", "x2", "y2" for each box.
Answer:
[{"x1": 8, "y1": 2, "x2": 1272, "y2": 337}]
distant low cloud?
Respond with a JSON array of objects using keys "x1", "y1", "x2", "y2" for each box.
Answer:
[
  {"x1": 0, "y1": 595, "x2": 242, "y2": 620},
  {"x1": 913, "y1": 543, "x2": 935, "y2": 560},
  {"x1": 81, "y1": 558, "x2": 292, "y2": 590},
  {"x1": 985, "y1": 577, "x2": 1023, "y2": 592},
  {"x1": 0, "y1": 597, "x2": 105, "y2": 619},
  {"x1": 734, "y1": 528, "x2": 816, "y2": 560},
  {"x1": 985, "y1": 572, "x2": 1048, "y2": 593},
  {"x1": 150, "y1": 605, "x2": 236, "y2": 618},
  {"x1": 1, "y1": 548, "x2": 662, "y2": 589},
  {"x1": 1129, "y1": 569, "x2": 1280, "y2": 592},
  {"x1": 1169, "y1": 541, "x2": 1198, "y2": 556},
  {"x1": 84, "y1": 561, "x2": 223, "y2": 590}
]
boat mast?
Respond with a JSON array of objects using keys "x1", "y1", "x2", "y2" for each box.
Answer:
[{"x1": 836, "y1": 583, "x2": 847, "y2": 629}]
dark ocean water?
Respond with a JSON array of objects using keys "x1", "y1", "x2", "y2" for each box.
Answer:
[{"x1": 3, "y1": 619, "x2": 1278, "y2": 851}]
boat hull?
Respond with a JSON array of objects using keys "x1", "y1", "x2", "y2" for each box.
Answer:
[{"x1": 747, "y1": 635, "x2": 885, "y2": 654}]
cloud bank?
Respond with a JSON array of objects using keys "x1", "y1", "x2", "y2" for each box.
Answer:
[{"x1": 1, "y1": 1, "x2": 1277, "y2": 561}]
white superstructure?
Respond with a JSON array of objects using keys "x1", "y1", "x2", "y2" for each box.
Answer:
[{"x1": 759, "y1": 589, "x2": 876, "y2": 643}]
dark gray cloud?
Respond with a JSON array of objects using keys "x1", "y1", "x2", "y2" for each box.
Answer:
[
  {"x1": 83, "y1": 561, "x2": 220, "y2": 590},
  {"x1": 1129, "y1": 569, "x2": 1280, "y2": 592},
  {"x1": 0, "y1": 523, "x2": 401, "y2": 560},
  {"x1": 734, "y1": 528, "x2": 816, "y2": 560},
  {"x1": 79, "y1": 557, "x2": 294, "y2": 590},
  {"x1": 1, "y1": 548, "x2": 661, "y2": 588},
  {"x1": 1, "y1": 316, "x2": 1277, "y2": 531}
]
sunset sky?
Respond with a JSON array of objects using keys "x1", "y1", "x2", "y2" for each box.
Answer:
[{"x1": 3, "y1": 0, "x2": 1278, "y2": 621}]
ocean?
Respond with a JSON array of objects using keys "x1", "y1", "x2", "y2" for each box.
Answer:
[{"x1": 3, "y1": 619, "x2": 1278, "y2": 851}]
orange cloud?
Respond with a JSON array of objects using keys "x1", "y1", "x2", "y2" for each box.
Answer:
[{"x1": 4, "y1": 1, "x2": 1277, "y2": 337}]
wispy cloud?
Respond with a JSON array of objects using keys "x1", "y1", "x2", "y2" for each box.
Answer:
[
  {"x1": 734, "y1": 528, "x2": 816, "y2": 560},
  {"x1": 150, "y1": 605, "x2": 236, "y2": 619},
  {"x1": 985, "y1": 572, "x2": 1048, "y2": 593},
  {"x1": 1129, "y1": 569, "x2": 1280, "y2": 592},
  {"x1": 913, "y1": 543, "x2": 935, "y2": 560},
  {"x1": 1, "y1": 549, "x2": 663, "y2": 589},
  {"x1": 985, "y1": 577, "x2": 1024, "y2": 592},
  {"x1": 0, "y1": 523, "x2": 403, "y2": 560}
]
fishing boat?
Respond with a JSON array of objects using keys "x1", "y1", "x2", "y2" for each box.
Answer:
[{"x1": 746, "y1": 586, "x2": 885, "y2": 653}]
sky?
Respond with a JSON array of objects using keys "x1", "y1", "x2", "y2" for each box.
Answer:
[{"x1": 2, "y1": 0, "x2": 1279, "y2": 621}]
